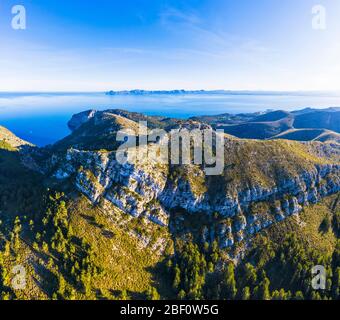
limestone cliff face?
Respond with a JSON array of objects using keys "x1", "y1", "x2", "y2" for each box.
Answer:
[
  {"x1": 67, "y1": 110, "x2": 96, "y2": 131},
  {"x1": 54, "y1": 148, "x2": 170, "y2": 226},
  {"x1": 52, "y1": 144, "x2": 340, "y2": 248}
]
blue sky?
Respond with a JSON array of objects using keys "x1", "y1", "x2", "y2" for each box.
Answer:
[{"x1": 1, "y1": 0, "x2": 340, "y2": 91}]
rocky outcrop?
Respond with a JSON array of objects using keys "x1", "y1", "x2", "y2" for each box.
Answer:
[
  {"x1": 54, "y1": 147, "x2": 170, "y2": 226},
  {"x1": 0, "y1": 126, "x2": 33, "y2": 148},
  {"x1": 52, "y1": 146, "x2": 340, "y2": 248},
  {"x1": 68, "y1": 110, "x2": 96, "y2": 131}
]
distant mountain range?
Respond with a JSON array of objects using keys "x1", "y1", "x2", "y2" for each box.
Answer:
[
  {"x1": 106, "y1": 89, "x2": 208, "y2": 95},
  {"x1": 106, "y1": 89, "x2": 340, "y2": 96},
  {"x1": 191, "y1": 107, "x2": 340, "y2": 142}
]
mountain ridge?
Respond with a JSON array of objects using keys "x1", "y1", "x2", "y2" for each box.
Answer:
[{"x1": 0, "y1": 108, "x2": 339, "y2": 300}]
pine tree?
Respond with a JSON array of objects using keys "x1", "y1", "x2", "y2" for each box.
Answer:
[
  {"x1": 224, "y1": 263, "x2": 237, "y2": 299},
  {"x1": 242, "y1": 287, "x2": 251, "y2": 300},
  {"x1": 145, "y1": 286, "x2": 160, "y2": 300},
  {"x1": 173, "y1": 265, "x2": 181, "y2": 291}
]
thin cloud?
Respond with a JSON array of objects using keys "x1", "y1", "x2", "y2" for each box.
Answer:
[{"x1": 158, "y1": 6, "x2": 274, "y2": 63}]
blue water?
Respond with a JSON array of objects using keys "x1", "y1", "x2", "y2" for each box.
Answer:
[{"x1": 1, "y1": 92, "x2": 340, "y2": 146}]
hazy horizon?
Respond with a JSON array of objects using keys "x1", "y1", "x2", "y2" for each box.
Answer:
[{"x1": 1, "y1": 89, "x2": 340, "y2": 95}]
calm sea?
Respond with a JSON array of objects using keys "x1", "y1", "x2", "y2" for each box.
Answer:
[{"x1": 0, "y1": 92, "x2": 340, "y2": 146}]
